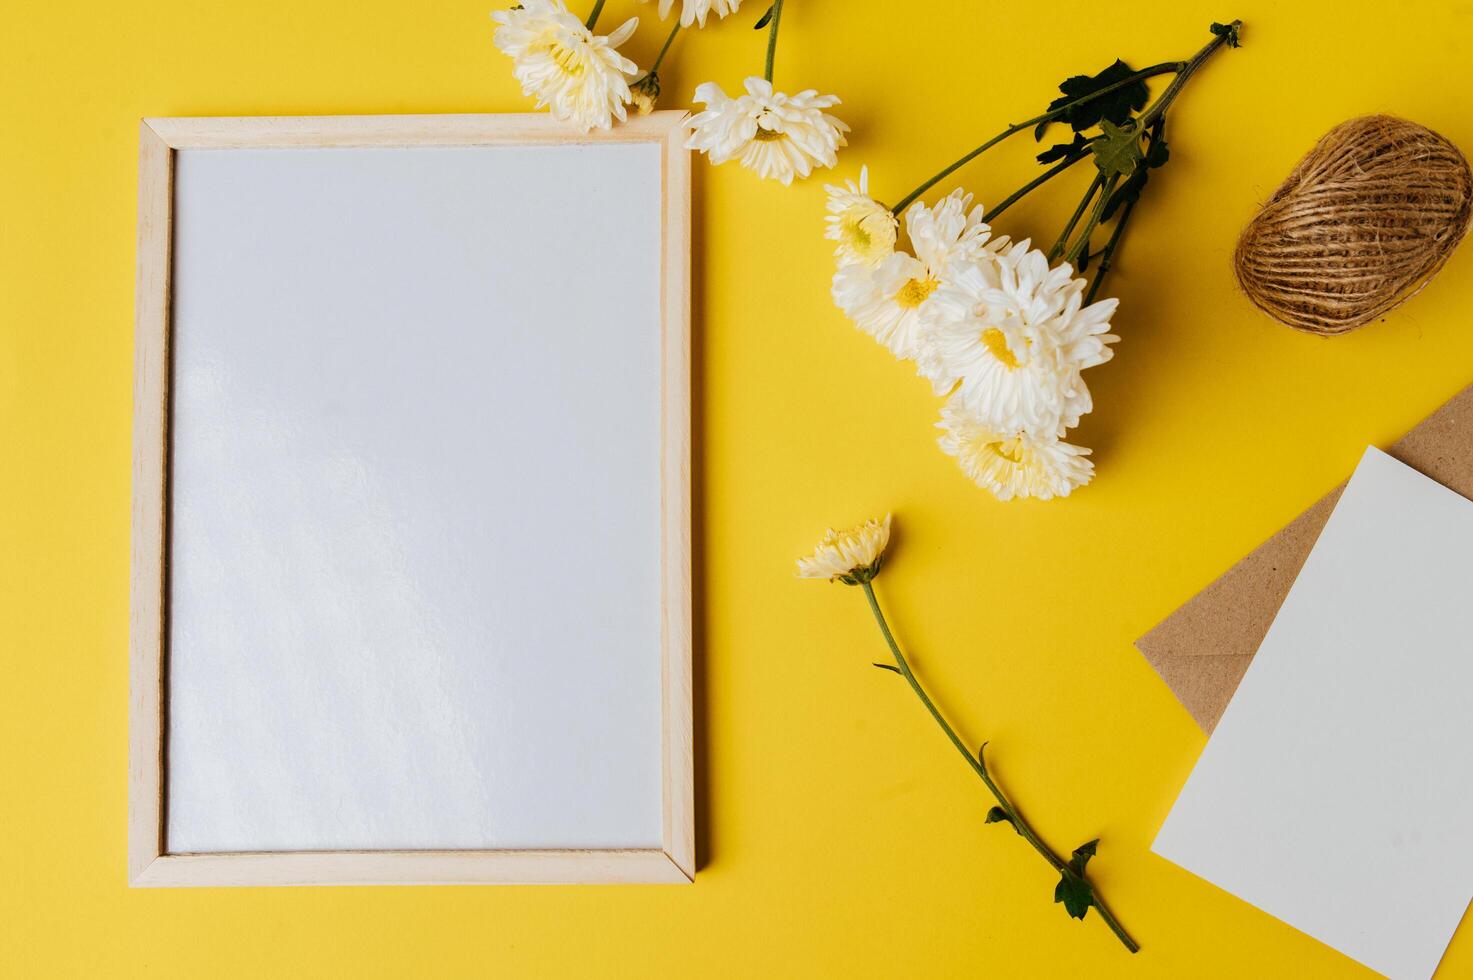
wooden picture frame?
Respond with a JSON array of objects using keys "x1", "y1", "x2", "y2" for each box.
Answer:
[{"x1": 129, "y1": 113, "x2": 693, "y2": 887}]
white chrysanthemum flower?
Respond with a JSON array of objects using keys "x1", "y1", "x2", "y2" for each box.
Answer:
[
  {"x1": 937, "y1": 398, "x2": 1093, "y2": 501},
  {"x1": 492, "y1": 1, "x2": 641, "y2": 133},
  {"x1": 919, "y1": 239, "x2": 1118, "y2": 436},
  {"x1": 796, "y1": 514, "x2": 892, "y2": 584},
  {"x1": 831, "y1": 190, "x2": 995, "y2": 360},
  {"x1": 639, "y1": 0, "x2": 742, "y2": 27},
  {"x1": 686, "y1": 77, "x2": 848, "y2": 185},
  {"x1": 824, "y1": 166, "x2": 898, "y2": 267}
]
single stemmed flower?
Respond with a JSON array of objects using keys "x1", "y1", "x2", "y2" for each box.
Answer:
[
  {"x1": 686, "y1": 0, "x2": 848, "y2": 183},
  {"x1": 798, "y1": 515, "x2": 1140, "y2": 953},
  {"x1": 491, "y1": 0, "x2": 642, "y2": 133},
  {"x1": 629, "y1": 0, "x2": 742, "y2": 114}
]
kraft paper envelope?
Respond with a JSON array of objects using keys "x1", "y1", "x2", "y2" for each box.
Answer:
[
  {"x1": 1154, "y1": 447, "x2": 1473, "y2": 980},
  {"x1": 1135, "y1": 382, "x2": 1473, "y2": 733}
]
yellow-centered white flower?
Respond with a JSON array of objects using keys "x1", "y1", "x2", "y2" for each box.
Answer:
[
  {"x1": 831, "y1": 190, "x2": 996, "y2": 360},
  {"x1": 639, "y1": 0, "x2": 742, "y2": 27},
  {"x1": 492, "y1": 1, "x2": 641, "y2": 133},
  {"x1": 937, "y1": 398, "x2": 1093, "y2": 501},
  {"x1": 796, "y1": 514, "x2": 892, "y2": 584},
  {"x1": 824, "y1": 166, "x2": 897, "y2": 267},
  {"x1": 919, "y1": 240, "x2": 1118, "y2": 437},
  {"x1": 686, "y1": 77, "x2": 848, "y2": 185}
]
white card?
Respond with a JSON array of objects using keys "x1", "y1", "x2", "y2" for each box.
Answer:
[{"x1": 1154, "y1": 446, "x2": 1473, "y2": 980}]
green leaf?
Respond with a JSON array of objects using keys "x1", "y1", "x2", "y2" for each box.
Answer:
[
  {"x1": 1211, "y1": 20, "x2": 1242, "y2": 48},
  {"x1": 984, "y1": 806, "x2": 1018, "y2": 831},
  {"x1": 1054, "y1": 869, "x2": 1095, "y2": 920},
  {"x1": 1101, "y1": 170, "x2": 1144, "y2": 222},
  {"x1": 1090, "y1": 120, "x2": 1143, "y2": 178},
  {"x1": 872, "y1": 662, "x2": 901, "y2": 674},
  {"x1": 1069, "y1": 839, "x2": 1099, "y2": 876},
  {"x1": 1034, "y1": 59, "x2": 1148, "y2": 141},
  {"x1": 1036, "y1": 133, "x2": 1091, "y2": 165},
  {"x1": 1100, "y1": 125, "x2": 1167, "y2": 221},
  {"x1": 1145, "y1": 133, "x2": 1170, "y2": 169},
  {"x1": 753, "y1": 4, "x2": 773, "y2": 28}
]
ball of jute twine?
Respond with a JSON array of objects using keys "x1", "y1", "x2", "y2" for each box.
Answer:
[{"x1": 1234, "y1": 115, "x2": 1473, "y2": 336}]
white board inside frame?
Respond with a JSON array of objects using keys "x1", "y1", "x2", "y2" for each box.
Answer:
[{"x1": 130, "y1": 113, "x2": 692, "y2": 886}]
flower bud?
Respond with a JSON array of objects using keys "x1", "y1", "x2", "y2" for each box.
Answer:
[{"x1": 630, "y1": 71, "x2": 661, "y2": 115}]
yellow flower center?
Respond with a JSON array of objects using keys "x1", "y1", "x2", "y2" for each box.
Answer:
[
  {"x1": 842, "y1": 217, "x2": 872, "y2": 251},
  {"x1": 546, "y1": 40, "x2": 588, "y2": 77},
  {"x1": 895, "y1": 277, "x2": 939, "y2": 309},
  {"x1": 988, "y1": 437, "x2": 1025, "y2": 464},
  {"x1": 753, "y1": 126, "x2": 785, "y2": 142},
  {"x1": 980, "y1": 327, "x2": 1021, "y2": 370}
]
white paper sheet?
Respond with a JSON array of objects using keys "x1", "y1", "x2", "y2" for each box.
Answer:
[
  {"x1": 166, "y1": 143, "x2": 666, "y2": 853},
  {"x1": 1154, "y1": 446, "x2": 1473, "y2": 980}
]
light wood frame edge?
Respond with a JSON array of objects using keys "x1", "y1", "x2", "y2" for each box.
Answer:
[{"x1": 129, "y1": 112, "x2": 694, "y2": 887}]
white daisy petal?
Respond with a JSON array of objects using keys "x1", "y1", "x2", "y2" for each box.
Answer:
[
  {"x1": 795, "y1": 515, "x2": 892, "y2": 582},
  {"x1": 832, "y1": 189, "x2": 995, "y2": 362},
  {"x1": 919, "y1": 240, "x2": 1118, "y2": 437},
  {"x1": 605, "y1": 15, "x2": 639, "y2": 46},
  {"x1": 686, "y1": 77, "x2": 848, "y2": 185},
  {"x1": 492, "y1": 0, "x2": 640, "y2": 133},
  {"x1": 937, "y1": 399, "x2": 1093, "y2": 501},
  {"x1": 832, "y1": 252, "x2": 935, "y2": 358},
  {"x1": 638, "y1": 0, "x2": 743, "y2": 27},
  {"x1": 824, "y1": 166, "x2": 899, "y2": 267}
]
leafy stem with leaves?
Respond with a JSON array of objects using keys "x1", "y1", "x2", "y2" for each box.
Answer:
[
  {"x1": 1049, "y1": 172, "x2": 1105, "y2": 260},
  {"x1": 890, "y1": 20, "x2": 1241, "y2": 298},
  {"x1": 888, "y1": 60, "x2": 1182, "y2": 216},
  {"x1": 1085, "y1": 193, "x2": 1138, "y2": 305},
  {"x1": 983, "y1": 151, "x2": 1089, "y2": 224},
  {"x1": 1063, "y1": 171, "x2": 1120, "y2": 268},
  {"x1": 1140, "y1": 20, "x2": 1241, "y2": 127},
  {"x1": 1054, "y1": 21, "x2": 1238, "y2": 282},
  {"x1": 859, "y1": 580, "x2": 1140, "y2": 953}
]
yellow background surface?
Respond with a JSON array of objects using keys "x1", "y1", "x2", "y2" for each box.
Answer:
[{"x1": 5, "y1": 0, "x2": 1473, "y2": 976}]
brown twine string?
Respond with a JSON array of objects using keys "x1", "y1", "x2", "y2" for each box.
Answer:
[{"x1": 1233, "y1": 115, "x2": 1473, "y2": 336}]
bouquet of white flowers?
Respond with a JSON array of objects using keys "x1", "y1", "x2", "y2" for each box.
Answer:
[
  {"x1": 828, "y1": 21, "x2": 1242, "y2": 500},
  {"x1": 492, "y1": 0, "x2": 850, "y2": 186}
]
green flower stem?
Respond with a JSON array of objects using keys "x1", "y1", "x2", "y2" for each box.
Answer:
[
  {"x1": 1050, "y1": 173, "x2": 1105, "y2": 261},
  {"x1": 983, "y1": 151, "x2": 1088, "y2": 225},
  {"x1": 889, "y1": 61, "x2": 1182, "y2": 216},
  {"x1": 1139, "y1": 21, "x2": 1239, "y2": 128},
  {"x1": 1061, "y1": 23, "x2": 1237, "y2": 295},
  {"x1": 763, "y1": 0, "x2": 786, "y2": 82},
  {"x1": 860, "y1": 580, "x2": 1140, "y2": 954},
  {"x1": 1085, "y1": 194, "x2": 1137, "y2": 305},
  {"x1": 1063, "y1": 171, "x2": 1120, "y2": 268},
  {"x1": 650, "y1": 20, "x2": 682, "y2": 73},
  {"x1": 585, "y1": 0, "x2": 607, "y2": 30}
]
